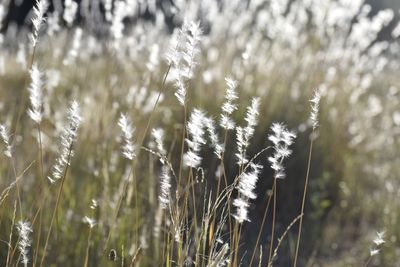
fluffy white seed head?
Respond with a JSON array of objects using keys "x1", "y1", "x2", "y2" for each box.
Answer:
[
  {"x1": 244, "y1": 97, "x2": 260, "y2": 136},
  {"x1": 159, "y1": 165, "x2": 171, "y2": 209},
  {"x1": 233, "y1": 163, "x2": 262, "y2": 223},
  {"x1": 204, "y1": 117, "x2": 224, "y2": 159},
  {"x1": 237, "y1": 163, "x2": 262, "y2": 200},
  {"x1": 17, "y1": 221, "x2": 33, "y2": 266},
  {"x1": 83, "y1": 216, "x2": 97, "y2": 228},
  {"x1": 90, "y1": 199, "x2": 98, "y2": 210},
  {"x1": 370, "y1": 231, "x2": 385, "y2": 256},
  {"x1": 184, "y1": 109, "x2": 207, "y2": 168},
  {"x1": 235, "y1": 126, "x2": 247, "y2": 165},
  {"x1": 28, "y1": 64, "x2": 43, "y2": 124},
  {"x1": 220, "y1": 77, "x2": 238, "y2": 130},
  {"x1": 233, "y1": 198, "x2": 250, "y2": 223},
  {"x1": 118, "y1": 113, "x2": 136, "y2": 160},
  {"x1": 235, "y1": 97, "x2": 260, "y2": 165},
  {"x1": 370, "y1": 248, "x2": 380, "y2": 256},
  {"x1": 47, "y1": 101, "x2": 82, "y2": 183},
  {"x1": 0, "y1": 123, "x2": 12, "y2": 158},
  {"x1": 167, "y1": 20, "x2": 202, "y2": 106},
  {"x1": 152, "y1": 128, "x2": 166, "y2": 157},
  {"x1": 30, "y1": 0, "x2": 49, "y2": 48},
  {"x1": 373, "y1": 231, "x2": 385, "y2": 246},
  {"x1": 268, "y1": 123, "x2": 296, "y2": 179},
  {"x1": 310, "y1": 88, "x2": 322, "y2": 130}
]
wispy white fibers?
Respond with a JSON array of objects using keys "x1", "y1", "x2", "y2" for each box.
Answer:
[
  {"x1": 373, "y1": 231, "x2": 385, "y2": 246},
  {"x1": 370, "y1": 231, "x2": 385, "y2": 256},
  {"x1": 184, "y1": 109, "x2": 206, "y2": 168},
  {"x1": 47, "y1": 101, "x2": 82, "y2": 183},
  {"x1": 310, "y1": 88, "x2": 322, "y2": 130},
  {"x1": 118, "y1": 113, "x2": 136, "y2": 161},
  {"x1": 244, "y1": 97, "x2": 260, "y2": 138},
  {"x1": 27, "y1": 64, "x2": 43, "y2": 124},
  {"x1": 0, "y1": 123, "x2": 12, "y2": 158},
  {"x1": 159, "y1": 165, "x2": 171, "y2": 209},
  {"x1": 204, "y1": 117, "x2": 223, "y2": 159},
  {"x1": 17, "y1": 221, "x2": 33, "y2": 267},
  {"x1": 167, "y1": 20, "x2": 202, "y2": 106},
  {"x1": 233, "y1": 163, "x2": 263, "y2": 223},
  {"x1": 268, "y1": 123, "x2": 296, "y2": 179},
  {"x1": 235, "y1": 97, "x2": 260, "y2": 165},
  {"x1": 153, "y1": 129, "x2": 171, "y2": 209},
  {"x1": 220, "y1": 77, "x2": 239, "y2": 130},
  {"x1": 152, "y1": 128, "x2": 166, "y2": 157},
  {"x1": 83, "y1": 216, "x2": 97, "y2": 228},
  {"x1": 30, "y1": 0, "x2": 49, "y2": 48}
]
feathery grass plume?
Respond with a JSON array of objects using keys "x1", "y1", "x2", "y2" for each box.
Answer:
[
  {"x1": 369, "y1": 231, "x2": 385, "y2": 257},
  {"x1": 17, "y1": 221, "x2": 33, "y2": 267},
  {"x1": 90, "y1": 199, "x2": 98, "y2": 210},
  {"x1": 233, "y1": 163, "x2": 262, "y2": 223},
  {"x1": 152, "y1": 128, "x2": 166, "y2": 158},
  {"x1": 118, "y1": 113, "x2": 136, "y2": 160},
  {"x1": 167, "y1": 20, "x2": 202, "y2": 105},
  {"x1": 205, "y1": 117, "x2": 223, "y2": 159},
  {"x1": 27, "y1": 64, "x2": 43, "y2": 123},
  {"x1": 83, "y1": 216, "x2": 97, "y2": 228},
  {"x1": 310, "y1": 88, "x2": 322, "y2": 130},
  {"x1": 373, "y1": 231, "x2": 385, "y2": 246},
  {"x1": 235, "y1": 97, "x2": 260, "y2": 165},
  {"x1": 268, "y1": 123, "x2": 296, "y2": 179},
  {"x1": 183, "y1": 108, "x2": 206, "y2": 168},
  {"x1": 220, "y1": 77, "x2": 239, "y2": 130},
  {"x1": 30, "y1": 0, "x2": 49, "y2": 48},
  {"x1": 370, "y1": 248, "x2": 380, "y2": 256},
  {"x1": 0, "y1": 123, "x2": 12, "y2": 158},
  {"x1": 159, "y1": 165, "x2": 171, "y2": 209},
  {"x1": 47, "y1": 101, "x2": 82, "y2": 183}
]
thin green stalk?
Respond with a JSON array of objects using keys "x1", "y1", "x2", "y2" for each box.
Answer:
[
  {"x1": 6, "y1": 201, "x2": 17, "y2": 267},
  {"x1": 248, "y1": 180, "x2": 276, "y2": 267},
  {"x1": 33, "y1": 122, "x2": 44, "y2": 267},
  {"x1": 40, "y1": 146, "x2": 73, "y2": 267},
  {"x1": 293, "y1": 137, "x2": 314, "y2": 267},
  {"x1": 268, "y1": 180, "x2": 277, "y2": 264},
  {"x1": 84, "y1": 227, "x2": 93, "y2": 267}
]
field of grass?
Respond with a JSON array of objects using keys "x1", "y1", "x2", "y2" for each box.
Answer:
[{"x1": 0, "y1": 0, "x2": 400, "y2": 266}]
